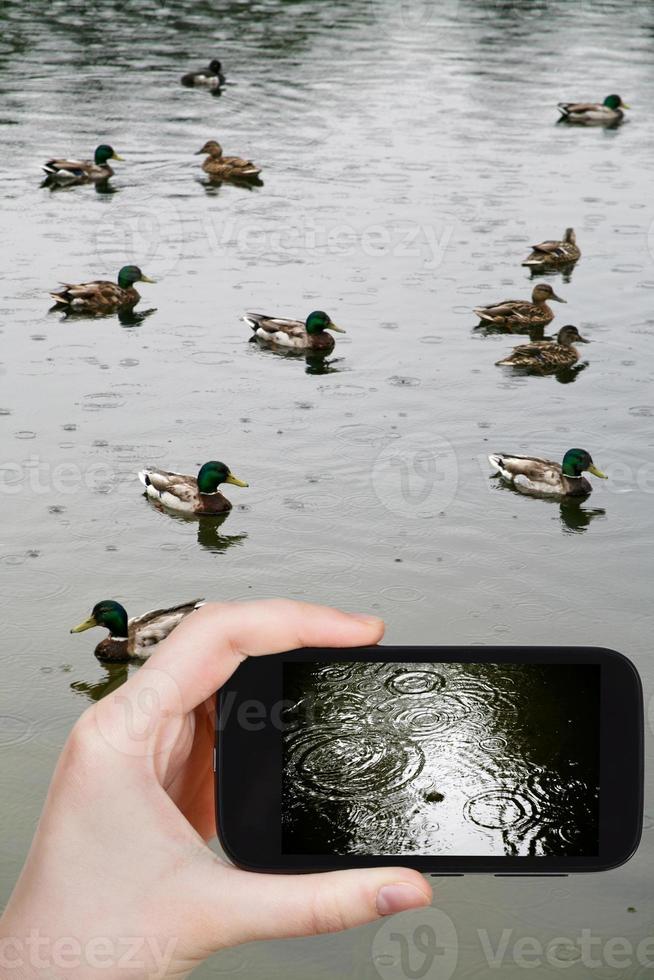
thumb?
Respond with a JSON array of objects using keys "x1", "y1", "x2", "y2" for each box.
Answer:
[{"x1": 210, "y1": 866, "x2": 432, "y2": 946}]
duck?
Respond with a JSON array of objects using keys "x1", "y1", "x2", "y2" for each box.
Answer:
[
  {"x1": 195, "y1": 140, "x2": 261, "y2": 179},
  {"x1": 138, "y1": 460, "x2": 248, "y2": 515},
  {"x1": 49, "y1": 265, "x2": 155, "y2": 314},
  {"x1": 495, "y1": 325, "x2": 589, "y2": 371},
  {"x1": 522, "y1": 229, "x2": 581, "y2": 269},
  {"x1": 42, "y1": 144, "x2": 124, "y2": 182},
  {"x1": 243, "y1": 310, "x2": 345, "y2": 351},
  {"x1": 488, "y1": 448, "x2": 608, "y2": 498},
  {"x1": 473, "y1": 284, "x2": 566, "y2": 329},
  {"x1": 557, "y1": 94, "x2": 629, "y2": 125},
  {"x1": 181, "y1": 59, "x2": 226, "y2": 89},
  {"x1": 70, "y1": 599, "x2": 204, "y2": 662}
]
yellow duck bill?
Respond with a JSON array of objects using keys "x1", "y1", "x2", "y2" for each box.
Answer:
[
  {"x1": 225, "y1": 473, "x2": 249, "y2": 487},
  {"x1": 70, "y1": 616, "x2": 98, "y2": 633},
  {"x1": 588, "y1": 465, "x2": 608, "y2": 479}
]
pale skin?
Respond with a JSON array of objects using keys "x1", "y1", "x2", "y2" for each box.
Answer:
[{"x1": 0, "y1": 600, "x2": 432, "y2": 979}]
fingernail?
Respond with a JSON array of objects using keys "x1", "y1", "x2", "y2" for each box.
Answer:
[
  {"x1": 376, "y1": 883, "x2": 430, "y2": 917},
  {"x1": 348, "y1": 612, "x2": 384, "y2": 626}
]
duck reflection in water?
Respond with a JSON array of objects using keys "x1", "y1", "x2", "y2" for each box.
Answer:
[
  {"x1": 249, "y1": 340, "x2": 343, "y2": 375},
  {"x1": 196, "y1": 514, "x2": 248, "y2": 552},
  {"x1": 70, "y1": 662, "x2": 129, "y2": 704},
  {"x1": 118, "y1": 306, "x2": 157, "y2": 327},
  {"x1": 559, "y1": 498, "x2": 606, "y2": 533},
  {"x1": 492, "y1": 481, "x2": 606, "y2": 533},
  {"x1": 198, "y1": 174, "x2": 264, "y2": 194}
]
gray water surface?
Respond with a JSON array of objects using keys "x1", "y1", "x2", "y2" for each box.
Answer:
[{"x1": 1, "y1": 0, "x2": 653, "y2": 977}]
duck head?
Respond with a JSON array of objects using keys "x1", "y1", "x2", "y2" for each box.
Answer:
[
  {"x1": 561, "y1": 449, "x2": 608, "y2": 481},
  {"x1": 532, "y1": 284, "x2": 566, "y2": 305},
  {"x1": 71, "y1": 600, "x2": 129, "y2": 638},
  {"x1": 305, "y1": 311, "x2": 346, "y2": 335},
  {"x1": 197, "y1": 461, "x2": 248, "y2": 494}
]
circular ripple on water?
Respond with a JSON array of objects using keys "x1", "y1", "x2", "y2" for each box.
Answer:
[
  {"x1": 385, "y1": 669, "x2": 446, "y2": 696},
  {"x1": 479, "y1": 735, "x2": 508, "y2": 752},
  {"x1": 82, "y1": 392, "x2": 125, "y2": 411},
  {"x1": 289, "y1": 730, "x2": 424, "y2": 799},
  {"x1": 317, "y1": 663, "x2": 358, "y2": 682},
  {"x1": 377, "y1": 693, "x2": 472, "y2": 739},
  {"x1": 288, "y1": 692, "x2": 368, "y2": 730},
  {"x1": 0, "y1": 715, "x2": 35, "y2": 748},
  {"x1": 464, "y1": 789, "x2": 537, "y2": 830}
]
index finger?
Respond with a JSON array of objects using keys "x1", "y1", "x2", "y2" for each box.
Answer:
[{"x1": 133, "y1": 599, "x2": 384, "y2": 715}]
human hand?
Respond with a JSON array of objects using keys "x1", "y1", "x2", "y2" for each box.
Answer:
[{"x1": 0, "y1": 600, "x2": 432, "y2": 979}]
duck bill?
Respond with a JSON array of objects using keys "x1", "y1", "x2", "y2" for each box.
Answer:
[
  {"x1": 576, "y1": 335, "x2": 590, "y2": 343},
  {"x1": 112, "y1": 153, "x2": 125, "y2": 161},
  {"x1": 140, "y1": 274, "x2": 156, "y2": 284},
  {"x1": 588, "y1": 465, "x2": 608, "y2": 480},
  {"x1": 552, "y1": 293, "x2": 567, "y2": 303},
  {"x1": 327, "y1": 322, "x2": 346, "y2": 333},
  {"x1": 70, "y1": 615, "x2": 97, "y2": 633},
  {"x1": 621, "y1": 102, "x2": 631, "y2": 109},
  {"x1": 226, "y1": 473, "x2": 249, "y2": 488}
]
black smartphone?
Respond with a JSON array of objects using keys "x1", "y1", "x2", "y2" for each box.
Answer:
[{"x1": 216, "y1": 646, "x2": 643, "y2": 875}]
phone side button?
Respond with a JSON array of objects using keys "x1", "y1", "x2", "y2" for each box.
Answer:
[
  {"x1": 213, "y1": 747, "x2": 217, "y2": 773},
  {"x1": 494, "y1": 874, "x2": 569, "y2": 877},
  {"x1": 429, "y1": 874, "x2": 464, "y2": 877}
]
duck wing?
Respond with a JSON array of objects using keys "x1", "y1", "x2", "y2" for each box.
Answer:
[
  {"x1": 138, "y1": 468, "x2": 198, "y2": 503},
  {"x1": 129, "y1": 599, "x2": 205, "y2": 655},
  {"x1": 42, "y1": 157, "x2": 91, "y2": 177},
  {"x1": 49, "y1": 280, "x2": 123, "y2": 306},
  {"x1": 242, "y1": 313, "x2": 305, "y2": 336},
  {"x1": 474, "y1": 300, "x2": 531, "y2": 322}
]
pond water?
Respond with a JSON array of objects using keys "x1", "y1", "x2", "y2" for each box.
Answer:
[{"x1": 0, "y1": 0, "x2": 652, "y2": 976}]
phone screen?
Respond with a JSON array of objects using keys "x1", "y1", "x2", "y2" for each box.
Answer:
[{"x1": 281, "y1": 661, "x2": 600, "y2": 858}]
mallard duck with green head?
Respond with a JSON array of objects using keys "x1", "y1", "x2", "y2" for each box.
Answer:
[
  {"x1": 49, "y1": 265, "x2": 155, "y2": 314},
  {"x1": 522, "y1": 229, "x2": 581, "y2": 269},
  {"x1": 557, "y1": 95, "x2": 629, "y2": 124},
  {"x1": 181, "y1": 59, "x2": 225, "y2": 88},
  {"x1": 196, "y1": 140, "x2": 261, "y2": 178},
  {"x1": 138, "y1": 460, "x2": 248, "y2": 515},
  {"x1": 243, "y1": 310, "x2": 345, "y2": 351},
  {"x1": 488, "y1": 449, "x2": 608, "y2": 498},
  {"x1": 474, "y1": 284, "x2": 566, "y2": 329},
  {"x1": 42, "y1": 144, "x2": 124, "y2": 182},
  {"x1": 71, "y1": 599, "x2": 204, "y2": 662},
  {"x1": 496, "y1": 325, "x2": 589, "y2": 371}
]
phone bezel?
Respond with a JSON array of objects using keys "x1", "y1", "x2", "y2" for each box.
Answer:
[{"x1": 216, "y1": 645, "x2": 643, "y2": 874}]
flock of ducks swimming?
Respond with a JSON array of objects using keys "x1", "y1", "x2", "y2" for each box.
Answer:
[{"x1": 53, "y1": 71, "x2": 623, "y2": 663}]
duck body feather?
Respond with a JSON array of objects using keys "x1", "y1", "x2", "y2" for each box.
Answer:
[
  {"x1": 202, "y1": 156, "x2": 261, "y2": 178},
  {"x1": 181, "y1": 61, "x2": 226, "y2": 88},
  {"x1": 557, "y1": 101, "x2": 624, "y2": 124},
  {"x1": 50, "y1": 281, "x2": 140, "y2": 313},
  {"x1": 242, "y1": 313, "x2": 336, "y2": 351},
  {"x1": 474, "y1": 298, "x2": 555, "y2": 328},
  {"x1": 139, "y1": 468, "x2": 233, "y2": 515},
  {"x1": 488, "y1": 454, "x2": 591, "y2": 497},
  {"x1": 496, "y1": 339, "x2": 580, "y2": 370},
  {"x1": 43, "y1": 158, "x2": 114, "y2": 182},
  {"x1": 522, "y1": 232, "x2": 581, "y2": 268}
]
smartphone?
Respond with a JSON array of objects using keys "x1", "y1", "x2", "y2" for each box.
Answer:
[{"x1": 216, "y1": 646, "x2": 643, "y2": 875}]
